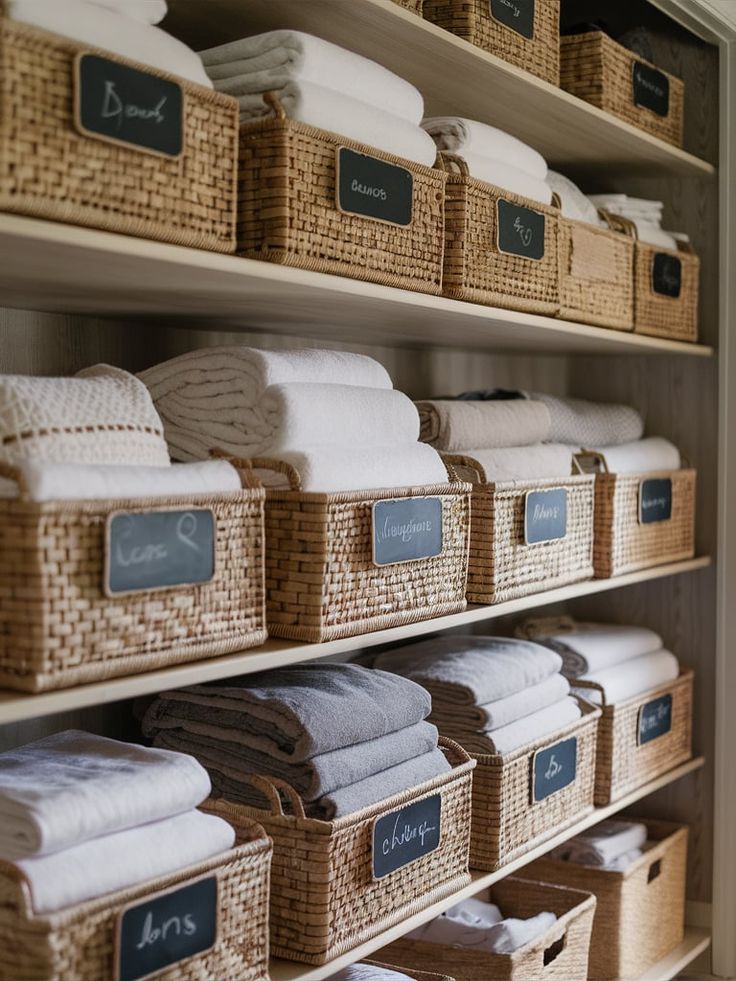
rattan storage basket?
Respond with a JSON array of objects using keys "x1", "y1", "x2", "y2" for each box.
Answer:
[
  {"x1": 0, "y1": 462, "x2": 267, "y2": 692},
  {"x1": 379, "y1": 877, "x2": 596, "y2": 981},
  {"x1": 560, "y1": 32, "x2": 684, "y2": 147},
  {"x1": 527, "y1": 820, "x2": 687, "y2": 981},
  {"x1": 0, "y1": 821, "x2": 272, "y2": 981},
  {"x1": 366, "y1": 964, "x2": 454, "y2": 981},
  {"x1": 203, "y1": 738, "x2": 475, "y2": 965},
  {"x1": 0, "y1": 4, "x2": 238, "y2": 251},
  {"x1": 392, "y1": 0, "x2": 424, "y2": 13},
  {"x1": 423, "y1": 0, "x2": 560, "y2": 85}
]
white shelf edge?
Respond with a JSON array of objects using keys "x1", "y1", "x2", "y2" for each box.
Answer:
[{"x1": 638, "y1": 927, "x2": 711, "y2": 981}]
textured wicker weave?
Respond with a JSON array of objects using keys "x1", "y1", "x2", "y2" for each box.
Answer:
[
  {"x1": 391, "y1": 0, "x2": 424, "y2": 13},
  {"x1": 0, "y1": 9, "x2": 238, "y2": 251},
  {"x1": 557, "y1": 215, "x2": 634, "y2": 330},
  {"x1": 379, "y1": 878, "x2": 596, "y2": 981},
  {"x1": 237, "y1": 99, "x2": 446, "y2": 294},
  {"x1": 423, "y1": 0, "x2": 560, "y2": 84},
  {"x1": 527, "y1": 820, "x2": 687, "y2": 981},
  {"x1": 634, "y1": 241, "x2": 700, "y2": 341},
  {"x1": 204, "y1": 739, "x2": 475, "y2": 965},
  {"x1": 592, "y1": 468, "x2": 696, "y2": 579},
  {"x1": 468, "y1": 702, "x2": 600, "y2": 872},
  {"x1": 366, "y1": 964, "x2": 453, "y2": 981},
  {"x1": 0, "y1": 822, "x2": 272, "y2": 981},
  {"x1": 0, "y1": 463, "x2": 267, "y2": 692},
  {"x1": 560, "y1": 32, "x2": 684, "y2": 147}
]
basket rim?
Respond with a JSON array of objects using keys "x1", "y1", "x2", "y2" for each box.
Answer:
[
  {"x1": 441, "y1": 168, "x2": 562, "y2": 216},
  {"x1": 0, "y1": 485, "x2": 265, "y2": 515},
  {"x1": 575, "y1": 667, "x2": 694, "y2": 711},
  {"x1": 441, "y1": 461, "x2": 595, "y2": 492},
  {"x1": 593, "y1": 466, "x2": 697, "y2": 483},
  {"x1": 261, "y1": 480, "x2": 472, "y2": 504},
  {"x1": 472, "y1": 696, "x2": 601, "y2": 764}
]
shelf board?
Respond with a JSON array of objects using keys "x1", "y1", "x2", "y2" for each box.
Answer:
[
  {"x1": 638, "y1": 927, "x2": 711, "y2": 981},
  {"x1": 0, "y1": 215, "x2": 714, "y2": 357},
  {"x1": 166, "y1": 0, "x2": 715, "y2": 179},
  {"x1": 268, "y1": 757, "x2": 706, "y2": 981},
  {"x1": 0, "y1": 556, "x2": 711, "y2": 726}
]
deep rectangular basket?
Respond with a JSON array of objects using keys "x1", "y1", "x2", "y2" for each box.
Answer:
[
  {"x1": 0, "y1": 822, "x2": 272, "y2": 981},
  {"x1": 203, "y1": 738, "x2": 475, "y2": 965},
  {"x1": 560, "y1": 32, "x2": 684, "y2": 148},
  {"x1": 392, "y1": 0, "x2": 424, "y2": 13},
  {"x1": 423, "y1": 0, "x2": 560, "y2": 85},
  {"x1": 557, "y1": 215, "x2": 634, "y2": 330},
  {"x1": 634, "y1": 241, "x2": 700, "y2": 342},
  {"x1": 0, "y1": 5, "x2": 239, "y2": 251},
  {"x1": 527, "y1": 820, "x2": 687, "y2": 981},
  {"x1": 0, "y1": 462, "x2": 267, "y2": 692},
  {"x1": 379, "y1": 877, "x2": 596, "y2": 981},
  {"x1": 237, "y1": 100, "x2": 446, "y2": 294}
]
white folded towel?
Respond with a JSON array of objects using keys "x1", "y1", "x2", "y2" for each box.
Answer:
[
  {"x1": 455, "y1": 444, "x2": 574, "y2": 483},
  {"x1": 525, "y1": 621, "x2": 663, "y2": 677},
  {"x1": 422, "y1": 117, "x2": 547, "y2": 179},
  {"x1": 588, "y1": 195, "x2": 664, "y2": 223},
  {"x1": 603, "y1": 847, "x2": 646, "y2": 871},
  {"x1": 16, "y1": 809, "x2": 234, "y2": 914},
  {"x1": 546, "y1": 171, "x2": 603, "y2": 227},
  {"x1": 551, "y1": 819, "x2": 647, "y2": 868},
  {"x1": 0, "y1": 730, "x2": 211, "y2": 860},
  {"x1": 407, "y1": 900, "x2": 557, "y2": 954},
  {"x1": 88, "y1": 0, "x2": 167, "y2": 25},
  {"x1": 445, "y1": 897, "x2": 503, "y2": 927},
  {"x1": 584, "y1": 437, "x2": 681, "y2": 474},
  {"x1": 328, "y1": 967, "x2": 414, "y2": 981},
  {"x1": 447, "y1": 698, "x2": 582, "y2": 756},
  {"x1": 577, "y1": 649, "x2": 680, "y2": 705},
  {"x1": 630, "y1": 221, "x2": 678, "y2": 251},
  {"x1": 528, "y1": 393, "x2": 644, "y2": 447},
  {"x1": 445, "y1": 153, "x2": 552, "y2": 205},
  {"x1": 433, "y1": 673, "x2": 571, "y2": 730}
]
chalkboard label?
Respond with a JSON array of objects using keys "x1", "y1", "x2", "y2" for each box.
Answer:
[
  {"x1": 638, "y1": 693, "x2": 673, "y2": 745},
  {"x1": 652, "y1": 252, "x2": 682, "y2": 298},
  {"x1": 75, "y1": 53, "x2": 184, "y2": 158},
  {"x1": 336, "y1": 147, "x2": 413, "y2": 226},
  {"x1": 373, "y1": 497, "x2": 443, "y2": 566},
  {"x1": 116, "y1": 876, "x2": 217, "y2": 981},
  {"x1": 490, "y1": 0, "x2": 535, "y2": 39},
  {"x1": 632, "y1": 61, "x2": 670, "y2": 117},
  {"x1": 532, "y1": 737, "x2": 577, "y2": 803},
  {"x1": 525, "y1": 488, "x2": 568, "y2": 545},
  {"x1": 639, "y1": 478, "x2": 673, "y2": 525},
  {"x1": 106, "y1": 509, "x2": 216, "y2": 596},
  {"x1": 373, "y1": 794, "x2": 441, "y2": 880},
  {"x1": 497, "y1": 199, "x2": 545, "y2": 260}
]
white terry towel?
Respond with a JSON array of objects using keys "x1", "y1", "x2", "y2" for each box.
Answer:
[
  {"x1": 407, "y1": 899, "x2": 557, "y2": 953},
  {"x1": 433, "y1": 673, "x2": 571, "y2": 730},
  {"x1": 422, "y1": 117, "x2": 548, "y2": 180},
  {"x1": 577, "y1": 649, "x2": 680, "y2": 705},
  {"x1": 546, "y1": 171, "x2": 604, "y2": 227},
  {"x1": 588, "y1": 194, "x2": 664, "y2": 223},
  {"x1": 87, "y1": 0, "x2": 167, "y2": 25},
  {"x1": 551, "y1": 819, "x2": 648, "y2": 868},
  {"x1": 526, "y1": 622, "x2": 663, "y2": 677},
  {"x1": 328, "y1": 967, "x2": 414, "y2": 981},
  {"x1": 584, "y1": 437, "x2": 681, "y2": 474},
  {"x1": 449, "y1": 697, "x2": 582, "y2": 756},
  {"x1": 0, "y1": 730, "x2": 211, "y2": 860},
  {"x1": 630, "y1": 221, "x2": 678, "y2": 251},
  {"x1": 8, "y1": 0, "x2": 212, "y2": 87},
  {"x1": 15, "y1": 809, "x2": 235, "y2": 914},
  {"x1": 444, "y1": 153, "x2": 552, "y2": 205},
  {"x1": 417, "y1": 398, "x2": 552, "y2": 452},
  {"x1": 456, "y1": 444, "x2": 574, "y2": 483},
  {"x1": 528, "y1": 393, "x2": 644, "y2": 447}
]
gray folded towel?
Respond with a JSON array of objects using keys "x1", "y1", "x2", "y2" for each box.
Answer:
[{"x1": 526, "y1": 393, "x2": 644, "y2": 447}]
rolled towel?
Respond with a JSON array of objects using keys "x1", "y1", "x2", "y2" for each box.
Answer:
[
  {"x1": 87, "y1": 0, "x2": 167, "y2": 24},
  {"x1": 0, "y1": 730, "x2": 211, "y2": 860},
  {"x1": 546, "y1": 171, "x2": 603, "y2": 227},
  {"x1": 329, "y1": 966, "x2": 414, "y2": 980},
  {"x1": 443, "y1": 153, "x2": 553, "y2": 205},
  {"x1": 432, "y1": 673, "x2": 571, "y2": 730},
  {"x1": 585, "y1": 437, "x2": 681, "y2": 474},
  {"x1": 416, "y1": 399, "x2": 551, "y2": 451},
  {"x1": 422, "y1": 117, "x2": 547, "y2": 179},
  {"x1": 522, "y1": 621, "x2": 663, "y2": 677},
  {"x1": 445, "y1": 697, "x2": 582, "y2": 756},
  {"x1": 551, "y1": 819, "x2": 647, "y2": 867},
  {"x1": 576, "y1": 649, "x2": 680, "y2": 705},
  {"x1": 407, "y1": 904, "x2": 557, "y2": 954},
  {"x1": 527, "y1": 393, "x2": 644, "y2": 447},
  {"x1": 454, "y1": 444, "x2": 574, "y2": 483},
  {"x1": 15, "y1": 809, "x2": 235, "y2": 914}
]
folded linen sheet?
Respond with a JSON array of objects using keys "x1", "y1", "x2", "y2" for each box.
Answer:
[
  {"x1": 444, "y1": 697, "x2": 582, "y2": 756},
  {"x1": 0, "y1": 730, "x2": 211, "y2": 860},
  {"x1": 432, "y1": 673, "x2": 571, "y2": 731},
  {"x1": 576, "y1": 649, "x2": 680, "y2": 705},
  {"x1": 453, "y1": 444, "x2": 574, "y2": 483},
  {"x1": 329, "y1": 966, "x2": 413, "y2": 980},
  {"x1": 522, "y1": 621, "x2": 664, "y2": 677},
  {"x1": 416, "y1": 398, "x2": 551, "y2": 451},
  {"x1": 630, "y1": 221, "x2": 678, "y2": 251},
  {"x1": 582, "y1": 436, "x2": 681, "y2": 474},
  {"x1": 551, "y1": 819, "x2": 648, "y2": 868},
  {"x1": 407, "y1": 899, "x2": 557, "y2": 954},
  {"x1": 546, "y1": 171, "x2": 603, "y2": 226},
  {"x1": 443, "y1": 153, "x2": 553, "y2": 204},
  {"x1": 527, "y1": 393, "x2": 644, "y2": 447},
  {"x1": 588, "y1": 195, "x2": 664, "y2": 223},
  {"x1": 422, "y1": 117, "x2": 547, "y2": 180},
  {"x1": 88, "y1": 0, "x2": 167, "y2": 24}
]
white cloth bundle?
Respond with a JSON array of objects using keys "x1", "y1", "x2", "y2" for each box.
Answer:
[
  {"x1": 577, "y1": 649, "x2": 680, "y2": 705},
  {"x1": 434, "y1": 673, "x2": 571, "y2": 730},
  {"x1": 585, "y1": 437, "x2": 681, "y2": 474},
  {"x1": 449, "y1": 697, "x2": 582, "y2": 756},
  {"x1": 552, "y1": 820, "x2": 648, "y2": 868},
  {"x1": 457, "y1": 444, "x2": 574, "y2": 483},
  {"x1": 528, "y1": 622, "x2": 663, "y2": 677},
  {"x1": 88, "y1": 0, "x2": 167, "y2": 24},
  {"x1": 528, "y1": 393, "x2": 644, "y2": 447},
  {"x1": 422, "y1": 117, "x2": 547, "y2": 179},
  {"x1": 328, "y1": 967, "x2": 414, "y2": 981},
  {"x1": 407, "y1": 897, "x2": 557, "y2": 954},
  {"x1": 446, "y1": 153, "x2": 552, "y2": 204},
  {"x1": 588, "y1": 195, "x2": 678, "y2": 249},
  {"x1": 546, "y1": 171, "x2": 603, "y2": 226}
]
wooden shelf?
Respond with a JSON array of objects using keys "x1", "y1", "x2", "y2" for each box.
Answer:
[
  {"x1": 268, "y1": 757, "x2": 706, "y2": 981},
  {"x1": 638, "y1": 927, "x2": 711, "y2": 981},
  {"x1": 0, "y1": 215, "x2": 714, "y2": 357},
  {"x1": 166, "y1": 0, "x2": 715, "y2": 179}
]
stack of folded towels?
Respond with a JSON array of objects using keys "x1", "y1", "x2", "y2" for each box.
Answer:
[
  {"x1": 373, "y1": 636, "x2": 580, "y2": 755},
  {"x1": 0, "y1": 730, "x2": 235, "y2": 914},
  {"x1": 200, "y1": 30, "x2": 437, "y2": 165},
  {"x1": 142, "y1": 663, "x2": 452, "y2": 820},
  {"x1": 551, "y1": 819, "x2": 651, "y2": 871},
  {"x1": 8, "y1": 0, "x2": 212, "y2": 87},
  {"x1": 588, "y1": 194, "x2": 686, "y2": 251},
  {"x1": 140, "y1": 346, "x2": 449, "y2": 492},
  {"x1": 546, "y1": 170, "x2": 606, "y2": 227}
]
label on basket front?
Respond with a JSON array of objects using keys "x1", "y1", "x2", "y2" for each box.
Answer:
[
  {"x1": 524, "y1": 488, "x2": 568, "y2": 544},
  {"x1": 372, "y1": 794, "x2": 442, "y2": 880},
  {"x1": 489, "y1": 0, "x2": 535, "y2": 39},
  {"x1": 632, "y1": 61, "x2": 670, "y2": 118},
  {"x1": 638, "y1": 478, "x2": 673, "y2": 524},
  {"x1": 652, "y1": 252, "x2": 682, "y2": 298},
  {"x1": 105, "y1": 509, "x2": 216, "y2": 595},
  {"x1": 532, "y1": 737, "x2": 577, "y2": 803},
  {"x1": 75, "y1": 54, "x2": 184, "y2": 158},
  {"x1": 116, "y1": 876, "x2": 217, "y2": 981},
  {"x1": 638, "y1": 693, "x2": 673, "y2": 745},
  {"x1": 496, "y1": 199, "x2": 546, "y2": 260},
  {"x1": 336, "y1": 147, "x2": 413, "y2": 226},
  {"x1": 372, "y1": 497, "x2": 443, "y2": 566}
]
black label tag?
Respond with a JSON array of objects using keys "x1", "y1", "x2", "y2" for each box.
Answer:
[
  {"x1": 632, "y1": 61, "x2": 670, "y2": 117},
  {"x1": 336, "y1": 147, "x2": 413, "y2": 226},
  {"x1": 497, "y1": 198, "x2": 545, "y2": 260},
  {"x1": 117, "y1": 876, "x2": 217, "y2": 981},
  {"x1": 652, "y1": 252, "x2": 682, "y2": 298},
  {"x1": 525, "y1": 488, "x2": 568, "y2": 544},
  {"x1": 639, "y1": 478, "x2": 673, "y2": 524},
  {"x1": 75, "y1": 53, "x2": 184, "y2": 158},
  {"x1": 490, "y1": 0, "x2": 535, "y2": 39},
  {"x1": 372, "y1": 497, "x2": 443, "y2": 566},
  {"x1": 373, "y1": 794, "x2": 441, "y2": 880},
  {"x1": 106, "y1": 509, "x2": 216, "y2": 595},
  {"x1": 533, "y1": 737, "x2": 577, "y2": 802},
  {"x1": 638, "y1": 693, "x2": 673, "y2": 745}
]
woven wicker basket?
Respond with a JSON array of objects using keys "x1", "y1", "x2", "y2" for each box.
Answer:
[
  {"x1": 392, "y1": 0, "x2": 424, "y2": 13},
  {"x1": 203, "y1": 739, "x2": 475, "y2": 965},
  {"x1": 561, "y1": 32, "x2": 684, "y2": 148},
  {"x1": 527, "y1": 820, "x2": 687, "y2": 981},
  {"x1": 0, "y1": 821, "x2": 272, "y2": 981},
  {"x1": 379, "y1": 877, "x2": 596, "y2": 981},
  {"x1": 0, "y1": 462, "x2": 267, "y2": 692},
  {"x1": 0, "y1": 3, "x2": 238, "y2": 251},
  {"x1": 237, "y1": 96, "x2": 446, "y2": 294},
  {"x1": 438, "y1": 155, "x2": 560, "y2": 314},
  {"x1": 423, "y1": 0, "x2": 560, "y2": 85},
  {"x1": 366, "y1": 964, "x2": 454, "y2": 981}
]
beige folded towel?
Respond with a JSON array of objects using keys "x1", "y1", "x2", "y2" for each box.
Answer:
[{"x1": 416, "y1": 399, "x2": 551, "y2": 452}]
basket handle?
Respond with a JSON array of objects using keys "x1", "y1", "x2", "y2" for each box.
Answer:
[
  {"x1": 441, "y1": 453, "x2": 487, "y2": 485},
  {"x1": 542, "y1": 930, "x2": 568, "y2": 969},
  {"x1": 515, "y1": 614, "x2": 578, "y2": 639},
  {"x1": 249, "y1": 457, "x2": 303, "y2": 491},
  {"x1": 0, "y1": 461, "x2": 29, "y2": 501},
  {"x1": 263, "y1": 90, "x2": 287, "y2": 120},
  {"x1": 435, "y1": 151, "x2": 469, "y2": 177},
  {"x1": 598, "y1": 209, "x2": 637, "y2": 239},
  {"x1": 208, "y1": 448, "x2": 265, "y2": 490},
  {"x1": 574, "y1": 449, "x2": 610, "y2": 474},
  {"x1": 249, "y1": 774, "x2": 307, "y2": 819}
]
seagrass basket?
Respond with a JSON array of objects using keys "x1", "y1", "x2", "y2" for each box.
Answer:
[
  {"x1": 423, "y1": 0, "x2": 560, "y2": 85},
  {"x1": 561, "y1": 32, "x2": 684, "y2": 147},
  {"x1": 366, "y1": 965, "x2": 454, "y2": 981},
  {"x1": 0, "y1": 461, "x2": 267, "y2": 692},
  {"x1": 527, "y1": 820, "x2": 687, "y2": 981},
  {"x1": 0, "y1": 3, "x2": 238, "y2": 251},
  {"x1": 0, "y1": 822, "x2": 272, "y2": 981},
  {"x1": 392, "y1": 0, "x2": 424, "y2": 13},
  {"x1": 379, "y1": 878, "x2": 596, "y2": 981},
  {"x1": 237, "y1": 96, "x2": 446, "y2": 294},
  {"x1": 203, "y1": 739, "x2": 475, "y2": 965}
]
